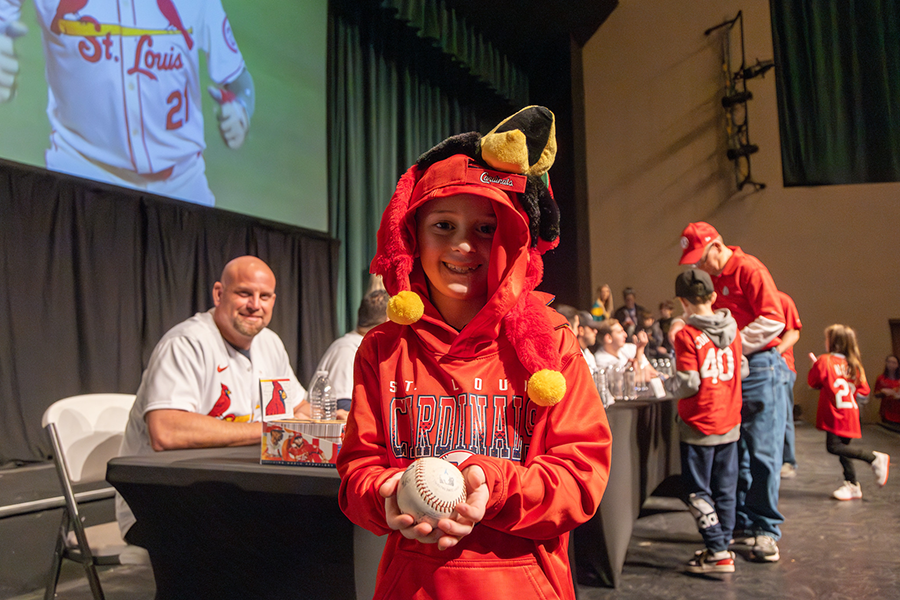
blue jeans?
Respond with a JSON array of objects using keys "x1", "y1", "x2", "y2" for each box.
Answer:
[
  {"x1": 783, "y1": 367, "x2": 797, "y2": 467},
  {"x1": 735, "y1": 348, "x2": 788, "y2": 539},
  {"x1": 681, "y1": 441, "x2": 738, "y2": 553}
]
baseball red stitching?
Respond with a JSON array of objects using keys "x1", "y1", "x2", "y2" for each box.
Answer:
[{"x1": 414, "y1": 460, "x2": 466, "y2": 516}]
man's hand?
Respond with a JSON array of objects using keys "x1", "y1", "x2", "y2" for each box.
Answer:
[
  {"x1": 208, "y1": 86, "x2": 249, "y2": 149},
  {"x1": 633, "y1": 329, "x2": 649, "y2": 350},
  {"x1": 0, "y1": 22, "x2": 28, "y2": 103},
  {"x1": 380, "y1": 463, "x2": 489, "y2": 551}
]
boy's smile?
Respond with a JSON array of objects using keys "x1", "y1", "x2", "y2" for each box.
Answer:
[{"x1": 416, "y1": 193, "x2": 497, "y2": 327}]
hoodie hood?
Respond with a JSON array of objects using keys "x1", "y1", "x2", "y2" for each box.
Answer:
[
  {"x1": 370, "y1": 107, "x2": 567, "y2": 406},
  {"x1": 686, "y1": 308, "x2": 737, "y2": 349},
  {"x1": 381, "y1": 154, "x2": 542, "y2": 358}
]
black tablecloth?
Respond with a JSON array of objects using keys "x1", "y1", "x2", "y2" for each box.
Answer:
[
  {"x1": 107, "y1": 447, "x2": 384, "y2": 600},
  {"x1": 574, "y1": 397, "x2": 680, "y2": 588}
]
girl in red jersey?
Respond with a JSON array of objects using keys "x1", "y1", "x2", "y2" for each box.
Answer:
[
  {"x1": 808, "y1": 324, "x2": 890, "y2": 500},
  {"x1": 874, "y1": 355, "x2": 900, "y2": 426},
  {"x1": 336, "y1": 108, "x2": 611, "y2": 600}
]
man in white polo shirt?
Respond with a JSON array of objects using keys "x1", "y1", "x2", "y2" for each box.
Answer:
[
  {"x1": 593, "y1": 318, "x2": 657, "y2": 381},
  {"x1": 116, "y1": 255, "x2": 305, "y2": 545}
]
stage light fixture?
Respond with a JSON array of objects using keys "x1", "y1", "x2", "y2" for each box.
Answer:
[
  {"x1": 726, "y1": 144, "x2": 759, "y2": 161},
  {"x1": 738, "y1": 59, "x2": 775, "y2": 80},
  {"x1": 721, "y1": 91, "x2": 753, "y2": 108}
]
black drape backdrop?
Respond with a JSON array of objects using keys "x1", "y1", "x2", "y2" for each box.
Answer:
[{"x1": 0, "y1": 159, "x2": 338, "y2": 465}]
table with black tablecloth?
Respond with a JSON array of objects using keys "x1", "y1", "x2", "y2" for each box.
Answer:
[
  {"x1": 107, "y1": 447, "x2": 385, "y2": 600},
  {"x1": 573, "y1": 396, "x2": 681, "y2": 588}
]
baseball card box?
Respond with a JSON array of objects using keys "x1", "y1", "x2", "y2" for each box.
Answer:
[{"x1": 260, "y1": 419, "x2": 345, "y2": 467}]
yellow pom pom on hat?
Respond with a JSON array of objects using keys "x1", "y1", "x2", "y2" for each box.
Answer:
[
  {"x1": 528, "y1": 369, "x2": 567, "y2": 407},
  {"x1": 387, "y1": 290, "x2": 424, "y2": 325}
]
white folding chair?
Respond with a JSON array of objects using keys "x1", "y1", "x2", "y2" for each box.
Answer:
[{"x1": 41, "y1": 393, "x2": 148, "y2": 600}]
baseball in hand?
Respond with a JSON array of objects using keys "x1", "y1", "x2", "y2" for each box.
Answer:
[{"x1": 396, "y1": 457, "x2": 467, "y2": 526}]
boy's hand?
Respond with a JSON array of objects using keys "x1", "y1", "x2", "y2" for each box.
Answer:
[
  {"x1": 380, "y1": 471, "x2": 444, "y2": 543},
  {"x1": 380, "y1": 464, "x2": 489, "y2": 550},
  {"x1": 434, "y1": 464, "x2": 488, "y2": 550},
  {"x1": 808, "y1": 352, "x2": 817, "y2": 365}
]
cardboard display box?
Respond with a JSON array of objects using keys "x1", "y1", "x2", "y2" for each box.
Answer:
[{"x1": 261, "y1": 419, "x2": 345, "y2": 467}]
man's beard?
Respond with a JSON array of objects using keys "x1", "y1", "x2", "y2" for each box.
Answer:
[{"x1": 234, "y1": 316, "x2": 266, "y2": 338}]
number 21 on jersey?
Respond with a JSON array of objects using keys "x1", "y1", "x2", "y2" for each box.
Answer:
[{"x1": 833, "y1": 378, "x2": 858, "y2": 409}]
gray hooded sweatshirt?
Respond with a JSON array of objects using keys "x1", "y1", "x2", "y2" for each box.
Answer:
[{"x1": 665, "y1": 308, "x2": 748, "y2": 445}]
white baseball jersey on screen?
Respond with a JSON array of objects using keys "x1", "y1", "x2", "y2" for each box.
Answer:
[
  {"x1": 116, "y1": 309, "x2": 304, "y2": 535},
  {"x1": 1, "y1": 0, "x2": 244, "y2": 175}
]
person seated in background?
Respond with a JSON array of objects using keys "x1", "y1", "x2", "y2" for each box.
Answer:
[
  {"x1": 591, "y1": 284, "x2": 614, "y2": 321},
  {"x1": 657, "y1": 300, "x2": 676, "y2": 355},
  {"x1": 594, "y1": 318, "x2": 658, "y2": 381},
  {"x1": 577, "y1": 310, "x2": 601, "y2": 373},
  {"x1": 613, "y1": 287, "x2": 646, "y2": 336},
  {"x1": 117, "y1": 256, "x2": 306, "y2": 547},
  {"x1": 554, "y1": 303, "x2": 580, "y2": 336},
  {"x1": 295, "y1": 289, "x2": 390, "y2": 420},
  {"x1": 874, "y1": 354, "x2": 900, "y2": 428},
  {"x1": 637, "y1": 309, "x2": 668, "y2": 359}
]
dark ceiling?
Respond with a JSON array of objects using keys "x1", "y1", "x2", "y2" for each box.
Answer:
[{"x1": 443, "y1": 0, "x2": 618, "y2": 65}]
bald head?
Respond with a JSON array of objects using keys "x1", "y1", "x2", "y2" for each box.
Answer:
[
  {"x1": 220, "y1": 256, "x2": 276, "y2": 289},
  {"x1": 213, "y1": 256, "x2": 277, "y2": 349}
]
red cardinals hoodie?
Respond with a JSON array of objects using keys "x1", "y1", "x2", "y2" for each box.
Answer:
[{"x1": 337, "y1": 153, "x2": 611, "y2": 600}]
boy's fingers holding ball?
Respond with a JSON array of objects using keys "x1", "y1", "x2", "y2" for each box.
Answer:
[{"x1": 381, "y1": 471, "x2": 416, "y2": 531}]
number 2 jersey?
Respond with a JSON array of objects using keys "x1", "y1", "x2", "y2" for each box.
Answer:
[
  {"x1": 808, "y1": 353, "x2": 870, "y2": 438},
  {"x1": 669, "y1": 309, "x2": 743, "y2": 440}
]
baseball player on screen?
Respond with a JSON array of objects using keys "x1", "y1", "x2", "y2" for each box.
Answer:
[{"x1": 0, "y1": 0, "x2": 255, "y2": 206}]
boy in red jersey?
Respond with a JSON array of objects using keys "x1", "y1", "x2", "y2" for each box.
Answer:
[
  {"x1": 677, "y1": 221, "x2": 787, "y2": 563},
  {"x1": 336, "y1": 107, "x2": 612, "y2": 600},
  {"x1": 666, "y1": 269, "x2": 746, "y2": 574}
]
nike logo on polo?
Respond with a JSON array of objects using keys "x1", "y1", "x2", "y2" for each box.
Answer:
[{"x1": 217, "y1": 365, "x2": 228, "y2": 372}]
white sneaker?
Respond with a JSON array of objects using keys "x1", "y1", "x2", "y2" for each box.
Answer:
[
  {"x1": 872, "y1": 451, "x2": 890, "y2": 487},
  {"x1": 833, "y1": 480, "x2": 862, "y2": 500},
  {"x1": 750, "y1": 534, "x2": 780, "y2": 562},
  {"x1": 780, "y1": 463, "x2": 797, "y2": 479}
]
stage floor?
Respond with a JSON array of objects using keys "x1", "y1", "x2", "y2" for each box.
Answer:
[{"x1": 8, "y1": 421, "x2": 900, "y2": 600}]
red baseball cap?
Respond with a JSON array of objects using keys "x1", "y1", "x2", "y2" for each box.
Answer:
[{"x1": 679, "y1": 221, "x2": 719, "y2": 265}]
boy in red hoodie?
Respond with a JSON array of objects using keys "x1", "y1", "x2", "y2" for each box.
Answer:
[{"x1": 336, "y1": 107, "x2": 612, "y2": 600}]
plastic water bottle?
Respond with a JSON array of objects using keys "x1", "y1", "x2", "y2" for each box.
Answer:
[
  {"x1": 308, "y1": 370, "x2": 336, "y2": 420},
  {"x1": 623, "y1": 364, "x2": 636, "y2": 400}
]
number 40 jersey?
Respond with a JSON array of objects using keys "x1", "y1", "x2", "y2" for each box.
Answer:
[{"x1": 672, "y1": 315, "x2": 744, "y2": 437}]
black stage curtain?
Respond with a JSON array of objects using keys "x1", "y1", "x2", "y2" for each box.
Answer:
[
  {"x1": 770, "y1": 0, "x2": 900, "y2": 185},
  {"x1": 0, "y1": 159, "x2": 338, "y2": 465}
]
